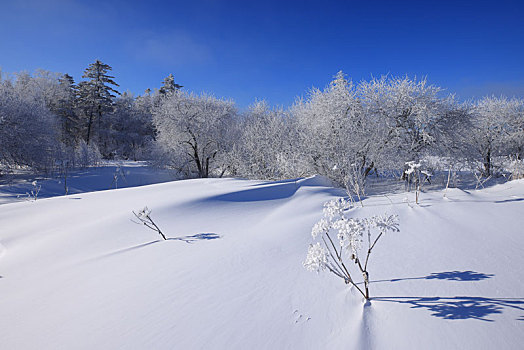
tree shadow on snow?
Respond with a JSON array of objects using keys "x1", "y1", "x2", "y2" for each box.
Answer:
[{"x1": 372, "y1": 296, "x2": 524, "y2": 322}]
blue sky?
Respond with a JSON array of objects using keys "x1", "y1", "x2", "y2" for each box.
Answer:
[{"x1": 1, "y1": 0, "x2": 523, "y2": 108}]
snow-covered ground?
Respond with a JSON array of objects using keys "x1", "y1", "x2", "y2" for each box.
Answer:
[
  {"x1": 0, "y1": 161, "x2": 178, "y2": 205},
  {"x1": 1, "y1": 170, "x2": 523, "y2": 349}
]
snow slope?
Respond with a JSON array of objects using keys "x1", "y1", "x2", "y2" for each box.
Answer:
[{"x1": 0, "y1": 176, "x2": 523, "y2": 349}]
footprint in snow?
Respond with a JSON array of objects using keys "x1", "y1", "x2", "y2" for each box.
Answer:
[{"x1": 293, "y1": 310, "x2": 311, "y2": 324}]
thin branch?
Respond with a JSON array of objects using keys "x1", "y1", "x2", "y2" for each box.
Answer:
[
  {"x1": 364, "y1": 231, "x2": 384, "y2": 271},
  {"x1": 322, "y1": 236, "x2": 347, "y2": 280}
]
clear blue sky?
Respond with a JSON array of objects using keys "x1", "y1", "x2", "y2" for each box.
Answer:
[{"x1": 1, "y1": 0, "x2": 523, "y2": 108}]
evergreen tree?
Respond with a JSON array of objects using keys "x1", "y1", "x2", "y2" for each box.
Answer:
[
  {"x1": 77, "y1": 60, "x2": 120, "y2": 147},
  {"x1": 54, "y1": 73, "x2": 79, "y2": 145},
  {"x1": 159, "y1": 74, "x2": 183, "y2": 95}
]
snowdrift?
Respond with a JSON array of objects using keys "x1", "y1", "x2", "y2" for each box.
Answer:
[{"x1": 1, "y1": 176, "x2": 523, "y2": 349}]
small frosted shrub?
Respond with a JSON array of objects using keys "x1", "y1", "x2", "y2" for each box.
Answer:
[
  {"x1": 132, "y1": 206, "x2": 167, "y2": 240},
  {"x1": 304, "y1": 198, "x2": 399, "y2": 300}
]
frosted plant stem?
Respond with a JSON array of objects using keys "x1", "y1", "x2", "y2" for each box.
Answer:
[
  {"x1": 146, "y1": 215, "x2": 167, "y2": 240},
  {"x1": 322, "y1": 236, "x2": 347, "y2": 280},
  {"x1": 324, "y1": 232, "x2": 354, "y2": 283}
]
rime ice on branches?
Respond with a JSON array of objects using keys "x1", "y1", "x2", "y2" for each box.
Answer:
[{"x1": 304, "y1": 198, "x2": 399, "y2": 300}]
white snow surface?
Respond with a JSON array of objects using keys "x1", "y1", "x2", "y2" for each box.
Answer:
[{"x1": 1, "y1": 173, "x2": 523, "y2": 349}]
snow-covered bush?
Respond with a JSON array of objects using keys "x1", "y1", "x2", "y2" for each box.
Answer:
[
  {"x1": 304, "y1": 198, "x2": 399, "y2": 300},
  {"x1": 342, "y1": 162, "x2": 367, "y2": 206},
  {"x1": 508, "y1": 157, "x2": 524, "y2": 180},
  {"x1": 74, "y1": 140, "x2": 102, "y2": 168},
  {"x1": 403, "y1": 161, "x2": 425, "y2": 204},
  {"x1": 25, "y1": 181, "x2": 41, "y2": 201}
]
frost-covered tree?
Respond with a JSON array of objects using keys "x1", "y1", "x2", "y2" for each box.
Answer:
[
  {"x1": 357, "y1": 76, "x2": 453, "y2": 173},
  {"x1": 468, "y1": 96, "x2": 522, "y2": 176},
  {"x1": 292, "y1": 72, "x2": 382, "y2": 201},
  {"x1": 293, "y1": 72, "x2": 364, "y2": 182},
  {"x1": 227, "y1": 100, "x2": 303, "y2": 179},
  {"x1": 153, "y1": 91, "x2": 236, "y2": 178},
  {"x1": 159, "y1": 74, "x2": 183, "y2": 96},
  {"x1": 500, "y1": 98, "x2": 524, "y2": 161},
  {"x1": 0, "y1": 73, "x2": 59, "y2": 170},
  {"x1": 291, "y1": 73, "x2": 459, "y2": 195},
  {"x1": 77, "y1": 60, "x2": 120, "y2": 148}
]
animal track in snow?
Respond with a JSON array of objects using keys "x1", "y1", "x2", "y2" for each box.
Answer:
[{"x1": 293, "y1": 309, "x2": 311, "y2": 324}]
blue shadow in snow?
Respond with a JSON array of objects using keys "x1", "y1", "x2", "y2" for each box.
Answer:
[
  {"x1": 425, "y1": 271, "x2": 494, "y2": 281},
  {"x1": 208, "y1": 182, "x2": 299, "y2": 202},
  {"x1": 171, "y1": 233, "x2": 221, "y2": 243},
  {"x1": 373, "y1": 296, "x2": 524, "y2": 322},
  {"x1": 495, "y1": 198, "x2": 524, "y2": 204},
  {"x1": 93, "y1": 233, "x2": 221, "y2": 260},
  {"x1": 208, "y1": 176, "x2": 344, "y2": 203},
  {"x1": 371, "y1": 270, "x2": 494, "y2": 284},
  {"x1": 370, "y1": 270, "x2": 520, "y2": 322},
  {"x1": 248, "y1": 178, "x2": 302, "y2": 187}
]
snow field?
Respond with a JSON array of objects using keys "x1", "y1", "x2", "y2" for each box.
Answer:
[{"x1": 0, "y1": 176, "x2": 523, "y2": 349}]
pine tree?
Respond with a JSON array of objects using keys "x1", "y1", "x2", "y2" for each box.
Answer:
[
  {"x1": 54, "y1": 73, "x2": 79, "y2": 145},
  {"x1": 77, "y1": 60, "x2": 120, "y2": 147},
  {"x1": 159, "y1": 74, "x2": 183, "y2": 95}
]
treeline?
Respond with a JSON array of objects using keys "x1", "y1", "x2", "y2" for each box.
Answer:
[
  {"x1": 153, "y1": 72, "x2": 524, "y2": 186},
  {"x1": 0, "y1": 60, "x2": 178, "y2": 171},
  {"x1": 1, "y1": 64, "x2": 523, "y2": 188}
]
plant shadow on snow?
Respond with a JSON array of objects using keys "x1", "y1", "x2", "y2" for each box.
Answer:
[
  {"x1": 373, "y1": 296, "x2": 524, "y2": 322},
  {"x1": 170, "y1": 233, "x2": 221, "y2": 243},
  {"x1": 403, "y1": 270, "x2": 494, "y2": 282},
  {"x1": 368, "y1": 270, "x2": 494, "y2": 284},
  {"x1": 494, "y1": 198, "x2": 524, "y2": 203},
  {"x1": 96, "y1": 233, "x2": 221, "y2": 259},
  {"x1": 370, "y1": 271, "x2": 524, "y2": 322}
]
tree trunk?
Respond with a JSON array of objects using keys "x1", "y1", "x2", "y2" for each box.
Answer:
[
  {"x1": 363, "y1": 161, "x2": 375, "y2": 178},
  {"x1": 483, "y1": 148, "x2": 491, "y2": 176},
  {"x1": 86, "y1": 112, "x2": 93, "y2": 145}
]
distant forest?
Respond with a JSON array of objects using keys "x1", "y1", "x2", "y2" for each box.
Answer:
[{"x1": 1, "y1": 60, "x2": 523, "y2": 190}]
